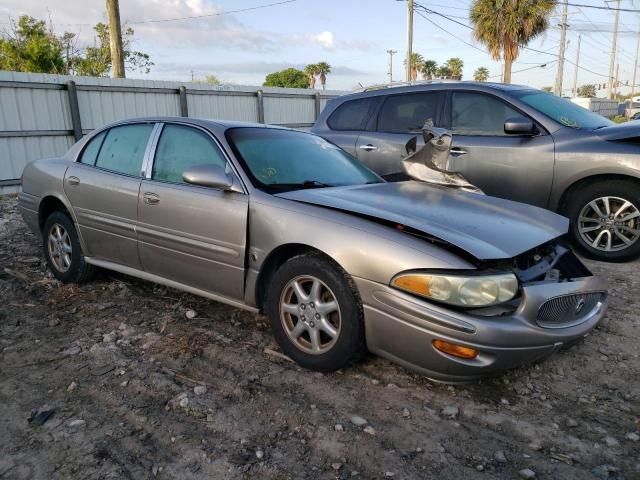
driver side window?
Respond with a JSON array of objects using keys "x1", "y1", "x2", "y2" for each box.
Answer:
[
  {"x1": 152, "y1": 124, "x2": 227, "y2": 184},
  {"x1": 451, "y1": 92, "x2": 522, "y2": 136}
]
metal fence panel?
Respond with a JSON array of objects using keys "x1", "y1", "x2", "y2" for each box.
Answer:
[{"x1": 0, "y1": 71, "x2": 345, "y2": 194}]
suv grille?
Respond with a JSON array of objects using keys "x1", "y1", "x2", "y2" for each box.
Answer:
[{"x1": 537, "y1": 292, "x2": 606, "y2": 328}]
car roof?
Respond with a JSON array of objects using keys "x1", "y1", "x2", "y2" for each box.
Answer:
[
  {"x1": 336, "y1": 81, "x2": 535, "y2": 101},
  {"x1": 97, "y1": 116, "x2": 290, "y2": 136}
]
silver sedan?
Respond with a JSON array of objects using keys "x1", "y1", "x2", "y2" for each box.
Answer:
[{"x1": 18, "y1": 117, "x2": 608, "y2": 382}]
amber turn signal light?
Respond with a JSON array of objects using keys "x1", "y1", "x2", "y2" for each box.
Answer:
[{"x1": 432, "y1": 339, "x2": 478, "y2": 359}]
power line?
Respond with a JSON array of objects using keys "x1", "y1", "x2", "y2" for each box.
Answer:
[{"x1": 128, "y1": 0, "x2": 299, "y2": 24}]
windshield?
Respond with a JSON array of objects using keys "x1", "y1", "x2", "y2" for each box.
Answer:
[
  {"x1": 226, "y1": 127, "x2": 382, "y2": 192},
  {"x1": 511, "y1": 90, "x2": 613, "y2": 130}
]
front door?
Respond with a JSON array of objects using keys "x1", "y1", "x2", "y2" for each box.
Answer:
[
  {"x1": 64, "y1": 123, "x2": 156, "y2": 269},
  {"x1": 137, "y1": 123, "x2": 248, "y2": 300},
  {"x1": 355, "y1": 91, "x2": 444, "y2": 179},
  {"x1": 446, "y1": 91, "x2": 555, "y2": 208}
]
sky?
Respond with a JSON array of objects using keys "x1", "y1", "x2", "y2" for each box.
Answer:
[{"x1": 1, "y1": 0, "x2": 640, "y2": 96}]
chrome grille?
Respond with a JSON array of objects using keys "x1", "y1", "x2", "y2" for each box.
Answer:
[{"x1": 537, "y1": 292, "x2": 606, "y2": 328}]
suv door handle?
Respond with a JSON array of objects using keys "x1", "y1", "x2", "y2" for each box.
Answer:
[
  {"x1": 359, "y1": 144, "x2": 378, "y2": 152},
  {"x1": 67, "y1": 176, "x2": 80, "y2": 186},
  {"x1": 143, "y1": 192, "x2": 160, "y2": 205},
  {"x1": 450, "y1": 147, "x2": 468, "y2": 155}
]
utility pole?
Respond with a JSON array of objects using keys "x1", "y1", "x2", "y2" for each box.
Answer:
[
  {"x1": 387, "y1": 49, "x2": 397, "y2": 85},
  {"x1": 106, "y1": 0, "x2": 125, "y2": 78},
  {"x1": 607, "y1": 0, "x2": 620, "y2": 99},
  {"x1": 406, "y1": 0, "x2": 414, "y2": 81},
  {"x1": 572, "y1": 34, "x2": 581, "y2": 97},
  {"x1": 632, "y1": 31, "x2": 640, "y2": 97},
  {"x1": 554, "y1": 0, "x2": 568, "y2": 96},
  {"x1": 615, "y1": 63, "x2": 619, "y2": 98}
]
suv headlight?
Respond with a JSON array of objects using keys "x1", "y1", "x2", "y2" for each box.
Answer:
[{"x1": 391, "y1": 271, "x2": 518, "y2": 307}]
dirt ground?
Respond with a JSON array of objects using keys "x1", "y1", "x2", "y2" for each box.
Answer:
[{"x1": 0, "y1": 194, "x2": 639, "y2": 480}]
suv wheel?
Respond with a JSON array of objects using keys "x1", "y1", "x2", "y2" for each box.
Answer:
[
  {"x1": 43, "y1": 211, "x2": 96, "y2": 283},
  {"x1": 265, "y1": 253, "x2": 365, "y2": 372},
  {"x1": 566, "y1": 180, "x2": 640, "y2": 262}
]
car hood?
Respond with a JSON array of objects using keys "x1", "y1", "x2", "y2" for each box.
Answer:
[
  {"x1": 593, "y1": 122, "x2": 640, "y2": 141},
  {"x1": 276, "y1": 181, "x2": 568, "y2": 260}
]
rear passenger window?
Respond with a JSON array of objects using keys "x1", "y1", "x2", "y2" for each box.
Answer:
[
  {"x1": 79, "y1": 131, "x2": 106, "y2": 165},
  {"x1": 327, "y1": 97, "x2": 380, "y2": 130},
  {"x1": 377, "y1": 92, "x2": 442, "y2": 132},
  {"x1": 95, "y1": 124, "x2": 153, "y2": 176},
  {"x1": 152, "y1": 124, "x2": 227, "y2": 184}
]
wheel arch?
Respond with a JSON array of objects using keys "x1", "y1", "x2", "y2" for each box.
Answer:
[
  {"x1": 38, "y1": 195, "x2": 72, "y2": 231},
  {"x1": 556, "y1": 174, "x2": 640, "y2": 214},
  {"x1": 254, "y1": 243, "x2": 344, "y2": 313}
]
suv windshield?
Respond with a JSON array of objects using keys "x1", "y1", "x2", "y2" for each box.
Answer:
[
  {"x1": 226, "y1": 127, "x2": 382, "y2": 192},
  {"x1": 511, "y1": 90, "x2": 613, "y2": 130}
]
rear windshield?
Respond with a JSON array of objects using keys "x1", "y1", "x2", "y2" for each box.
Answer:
[{"x1": 511, "y1": 90, "x2": 613, "y2": 130}]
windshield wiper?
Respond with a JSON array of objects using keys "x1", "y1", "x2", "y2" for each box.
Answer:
[{"x1": 301, "y1": 180, "x2": 334, "y2": 187}]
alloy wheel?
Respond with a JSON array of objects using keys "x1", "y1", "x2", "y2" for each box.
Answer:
[
  {"x1": 47, "y1": 223, "x2": 72, "y2": 272},
  {"x1": 578, "y1": 196, "x2": 640, "y2": 252},
  {"x1": 279, "y1": 275, "x2": 341, "y2": 355}
]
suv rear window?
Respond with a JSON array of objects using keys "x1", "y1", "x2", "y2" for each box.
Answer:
[
  {"x1": 377, "y1": 92, "x2": 442, "y2": 132},
  {"x1": 327, "y1": 97, "x2": 380, "y2": 130}
]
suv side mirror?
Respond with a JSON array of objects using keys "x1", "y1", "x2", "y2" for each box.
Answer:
[
  {"x1": 182, "y1": 164, "x2": 239, "y2": 191},
  {"x1": 504, "y1": 117, "x2": 537, "y2": 135}
]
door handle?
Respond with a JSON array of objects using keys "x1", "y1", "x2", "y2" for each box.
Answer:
[
  {"x1": 67, "y1": 176, "x2": 80, "y2": 186},
  {"x1": 450, "y1": 147, "x2": 468, "y2": 155},
  {"x1": 143, "y1": 192, "x2": 160, "y2": 205},
  {"x1": 359, "y1": 144, "x2": 378, "y2": 152}
]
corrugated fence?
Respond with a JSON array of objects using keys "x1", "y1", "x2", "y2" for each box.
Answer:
[{"x1": 0, "y1": 71, "x2": 345, "y2": 194}]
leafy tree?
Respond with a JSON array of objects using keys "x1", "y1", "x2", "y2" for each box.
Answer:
[
  {"x1": 304, "y1": 64, "x2": 319, "y2": 89},
  {"x1": 193, "y1": 74, "x2": 221, "y2": 85},
  {"x1": 470, "y1": 0, "x2": 556, "y2": 83},
  {"x1": 577, "y1": 84, "x2": 596, "y2": 98},
  {"x1": 421, "y1": 60, "x2": 438, "y2": 80},
  {"x1": 473, "y1": 66, "x2": 490, "y2": 82},
  {"x1": 542, "y1": 86, "x2": 553, "y2": 92},
  {"x1": 446, "y1": 57, "x2": 464, "y2": 80},
  {"x1": 263, "y1": 67, "x2": 308, "y2": 88},
  {"x1": 316, "y1": 61, "x2": 331, "y2": 90},
  {"x1": 73, "y1": 23, "x2": 153, "y2": 77},
  {"x1": 436, "y1": 64, "x2": 452, "y2": 79},
  {"x1": 404, "y1": 52, "x2": 424, "y2": 81},
  {"x1": 0, "y1": 16, "x2": 64, "y2": 73}
]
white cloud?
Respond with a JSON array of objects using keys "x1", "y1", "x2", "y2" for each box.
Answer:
[{"x1": 308, "y1": 31, "x2": 335, "y2": 50}]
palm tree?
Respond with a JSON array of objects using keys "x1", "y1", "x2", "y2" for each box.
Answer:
[
  {"x1": 304, "y1": 64, "x2": 318, "y2": 89},
  {"x1": 473, "y1": 66, "x2": 490, "y2": 82},
  {"x1": 436, "y1": 64, "x2": 452, "y2": 79},
  {"x1": 421, "y1": 60, "x2": 438, "y2": 80},
  {"x1": 316, "y1": 62, "x2": 331, "y2": 90},
  {"x1": 404, "y1": 53, "x2": 424, "y2": 81},
  {"x1": 470, "y1": 0, "x2": 556, "y2": 84},
  {"x1": 446, "y1": 57, "x2": 464, "y2": 80}
]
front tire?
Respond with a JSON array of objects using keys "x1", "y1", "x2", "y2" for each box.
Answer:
[
  {"x1": 265, "y1": 253, "x2": 365, "y2": 372},
  {"x1": 42, "y1": 211, "x2": 96, "y2": 283},
  {"x1": 565, "y1": 180, "x2": 640, "y2": 262}
]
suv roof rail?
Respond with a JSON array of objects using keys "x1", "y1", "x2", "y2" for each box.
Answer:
[{"x1": 358, "y1": 79, "x2": 462, "y2": 92}]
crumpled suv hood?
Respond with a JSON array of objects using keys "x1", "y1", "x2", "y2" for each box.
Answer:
[{"x1": 276, "y1": 181, "x2": 568, "y2": 260}]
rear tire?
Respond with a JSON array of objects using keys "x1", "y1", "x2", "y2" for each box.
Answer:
[
  {"x1": 265, "y1": 253, "x2": 365, "y2": 372},
  {"x1": 565, "y1": 180, "x2": 640, "y2": 262},
  {"x1": 42, "y1": 211, "x2": 96, "y2": 283}
]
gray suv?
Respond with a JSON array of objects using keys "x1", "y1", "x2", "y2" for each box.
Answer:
[{"x1": 312, "y1": 82, "x2": 640, "y2": 262}]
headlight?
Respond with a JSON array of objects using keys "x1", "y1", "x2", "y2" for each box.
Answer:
[{"x1": 391, "y1": 271, "x2": 518, "y2": 307}]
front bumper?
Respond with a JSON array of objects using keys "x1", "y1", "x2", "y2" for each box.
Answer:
[{"x1": 356, "y1": 274, "x2": 608, "y2": 382}]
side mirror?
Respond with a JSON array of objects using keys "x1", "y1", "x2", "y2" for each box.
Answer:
[
  {"x1": 504, "y1": 117, "x2": 537, "y2": 135},
  {"x1": 182, "y1": 164, "x2": 237, "y2": 191}
]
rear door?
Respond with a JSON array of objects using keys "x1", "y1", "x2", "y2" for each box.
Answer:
[
  {"x1": 445, "y1": 91, "x2": 555, "y2": 207},
  {"x1": 318, "y1": 96, "x2": 382, "y2": 156},
  {"x1": 64, "y1": 123, "x2": 156, "y2": 268},
  {"x1": 355, "y1": 91, "x2": 444, "y2": 179},
  {"x1": 137, "y1": 123, "x2": 248, "y2": 300}
]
